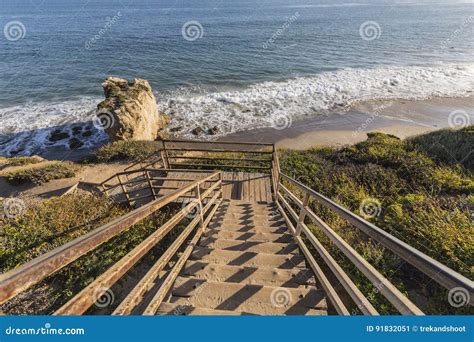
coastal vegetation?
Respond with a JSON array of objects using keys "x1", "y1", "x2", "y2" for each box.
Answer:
[
  {"x1": 93, "y1": 140, "x2": 160, "y2": 162},
  {"x1": 4, "y1": 161, "x2": 78, "y2": 185},
  {"x1": 0, "y1": 126, "x2": 471, "y2": 314},
  {"x1": 0, "y1": 156, "x2": 43, "y2": 168},
  {"x1": 0, "y1": 193, "x2": 184, "y2": 314},
  {"x1": 279, "y1": 126, "x2": 473, "y2": 314}
]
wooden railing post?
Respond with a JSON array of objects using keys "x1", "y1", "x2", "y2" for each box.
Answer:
[
  {"x1": 196, "y1": 184, "x2": 204, "y2": 230},
  {"x1": 218, "y1": 172, "x2": 223, "y2": 199},
  {"x1": 145, "y1": 170, "x2": 157, "y2": 200},
  {"x1": 295, "y1": 191, "x2": 310, "y2": 236},
  {"x1": 101, "y1": 183, "x2": 109, "y2": 198},
  {"x1": 161, "y1": 140, "x2": 170, "y2": 169},
  {"x1": 118, "y1": 175, "x2": 132, "y2": 207}
]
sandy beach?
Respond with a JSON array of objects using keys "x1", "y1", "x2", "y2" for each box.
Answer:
[{"x1": 219, "y1": 95, "x2": 474, "y2": 149}]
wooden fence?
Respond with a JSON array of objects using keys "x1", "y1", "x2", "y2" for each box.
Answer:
[
  {"x1": 274, "y1": 172, "x2": 474, "y2": 315},
  {"x1": 0, "y1": 171, "x2": 223, "y2": 314}
]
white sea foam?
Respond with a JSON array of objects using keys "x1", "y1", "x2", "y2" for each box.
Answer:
[
  {"x1": 0, "y1": 63, "x2": 473, "y2": 156},
  {"x1": 159, "y1": 63, "x2": 474, "y2": 137},
  {"x1": 0, "y1": 97, "x2": 106, "y2": 156}
]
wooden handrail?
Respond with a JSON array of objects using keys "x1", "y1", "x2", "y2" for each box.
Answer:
[
  {"x1": 278, "y1": 186, "x2": 421, "y2": 315},
  {"x1": 123, "y1": 152, "x2": 164, "y2": 173},
  {"x1": 167, "y1": 156, "x2": 272, "y2": 162},
  {"x1": 113, "y1": 192, "x2": 221, "y2": 315},
  {"x1": 277, "y1": 172, "x2": 474, "y2": 314},
  {"x1": 164, "y1": 147, "x2": 273, "y2": 154},
  {"x1": 279, "y1": 173, "x2": 474, "y2": 297},
  {"x1": 142, "y1": 197, "x2": 222, "y2": 315},
  {"x1": 161, "y1": 138, "x2": 274, "y2": 147},
  {"x1": 55, "y1": 181, "x2": 222, "y2": 315},
  {"x1": 0, "y1": 171, "x2": 221, "y2": 305},
  {"x1": 276, "y1": 199, "x2": 350, "y2": 315}
]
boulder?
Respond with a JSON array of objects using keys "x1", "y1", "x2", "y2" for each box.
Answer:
[
  {"x1": 49, "y1": 130, "x2": 70, "y2": 142},
  {"x1": 97, "y1": 77, "x2": 169, "y2": 141},
  {"x1": 191, "y1": 127, "x2": 205, "y2": 136}
]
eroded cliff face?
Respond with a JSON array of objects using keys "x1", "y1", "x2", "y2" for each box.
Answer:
[{"x1": 97, "y1": 77, "x2": 169, "y2": 141}]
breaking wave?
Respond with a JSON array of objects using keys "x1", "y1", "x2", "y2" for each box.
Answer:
[{"x1": 0, "y1": 63, "x2": 473, "y2": 156}]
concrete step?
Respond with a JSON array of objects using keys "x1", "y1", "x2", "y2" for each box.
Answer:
[
  {"x1": 204, "y1": 229, "x2": 294, "y2": 243},
  {"x1": 190, "y1": 247, "x2": 306, "y2": 269},
  {"x1": 182, "y1": 261, "x2": 316, "y2": 287},
  {"x1": 168, "y1": 277, "x2": 327, "y2": 315},
  {"x1": 198, "y1": 237, "x2": 299, "y2": 255}
]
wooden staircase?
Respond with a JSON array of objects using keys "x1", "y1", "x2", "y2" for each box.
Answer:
[
  {"x1": 1, "y1": 139, "x2": 471, "y2": 316},
  {"x1": 156, "y1": 200, "x2": 328, "y2": 315}
]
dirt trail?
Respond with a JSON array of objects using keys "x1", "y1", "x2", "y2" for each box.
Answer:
[{"x1": 0, "y1": 162, "x2": 131, "y2": 199}]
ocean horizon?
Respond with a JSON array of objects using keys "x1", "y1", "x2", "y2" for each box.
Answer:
[{"x1": 1, "y1": 0, "x2": 473, "y2": 156}]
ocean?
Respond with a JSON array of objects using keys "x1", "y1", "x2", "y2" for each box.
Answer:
[{"x1": 0, "y1": 0, "x2": 473, "y2": 156}]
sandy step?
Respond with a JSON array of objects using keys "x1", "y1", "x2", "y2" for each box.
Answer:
[
  {"x1": 218, "y1": 204, "x2": 277, "y2": 211},
  {"x1": 198, "y1": 238, "x2": 299, "y2": 255},
  {"x1": 217, "y1": 206, "x2": 279, "y2": 213},
  {"x1": 190, "y1": 247, "x2": 306, "y2": 269},
  {"x1": 218, "y1": 216, "x2": 286, "y2": 227},
  {"x1": 209, "y1": 223, "x2": 289, "y2": 234},
  {"x1": 182, "y1": 261, "x2": 316, "y2": 287},
  {"x1": 215, "y1": 210, "x2": 282, "y2": 218},
  {"x1": 204, "y1": 229, "x2": 294, "y2": 243},
  {"x1": 169, "y1": 278, "x2": 327, "y2": 315},
  {"x1": 224, "y1": 200, "x2": 276, "y2": 207},
  {"x1": 156, "y1": 302, "x2": 251, "y2": 316},
  {"x1": 218, "y1": 220, "x2": 288, "y2": 228},
  {"x1": 217, "y1": 215, "x2": 285, "y2": 223}
]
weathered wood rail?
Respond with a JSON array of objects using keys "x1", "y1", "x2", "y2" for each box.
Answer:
[
  {"x1": 0, "y1": 170, "x2": 223, "y2": 311},
  {"x1": 275, "y1": 173, "x2": 474, "y2": 315},
  {"x1": 0, "y1": 139, "x2": 471, "y2": 315}
]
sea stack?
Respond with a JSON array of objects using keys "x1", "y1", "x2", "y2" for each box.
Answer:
[{"x1": 97, "y1": 77, "x2": 169, "y2": 141}]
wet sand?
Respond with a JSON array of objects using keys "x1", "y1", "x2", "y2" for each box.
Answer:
[
  {"x1": 218, "y1": 96, "x2": 474, "y2": 149},
  {"x1": 18, "y1": 95, "x2": 474, "y2": 162}
]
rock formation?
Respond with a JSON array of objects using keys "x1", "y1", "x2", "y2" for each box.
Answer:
[{"x1": 97, "y1": 77, "x2": 169, "y2": 141}]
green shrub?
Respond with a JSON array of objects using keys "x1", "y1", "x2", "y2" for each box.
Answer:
[
  {"x1": 94, "y1": 141, "x2": 160, "y2": 162},
  {"x1": 0, "y1": 192, "x2": 183, "y2": 314},
  {"x1": 5, "y1": 162, "x2": 78, "y2": 185},
  {"x1": 409, "y1": 126, "x2": 474, "y2": 170},
  {"x1": 0, "y1": 193, "x2": 128, "y2": 271},
  {"x1": 280, "y1": 130, "x2": 473, "y2": 314},
  {"x1": 0, "y1": 156, "x2": 43, "y2": 168}
]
